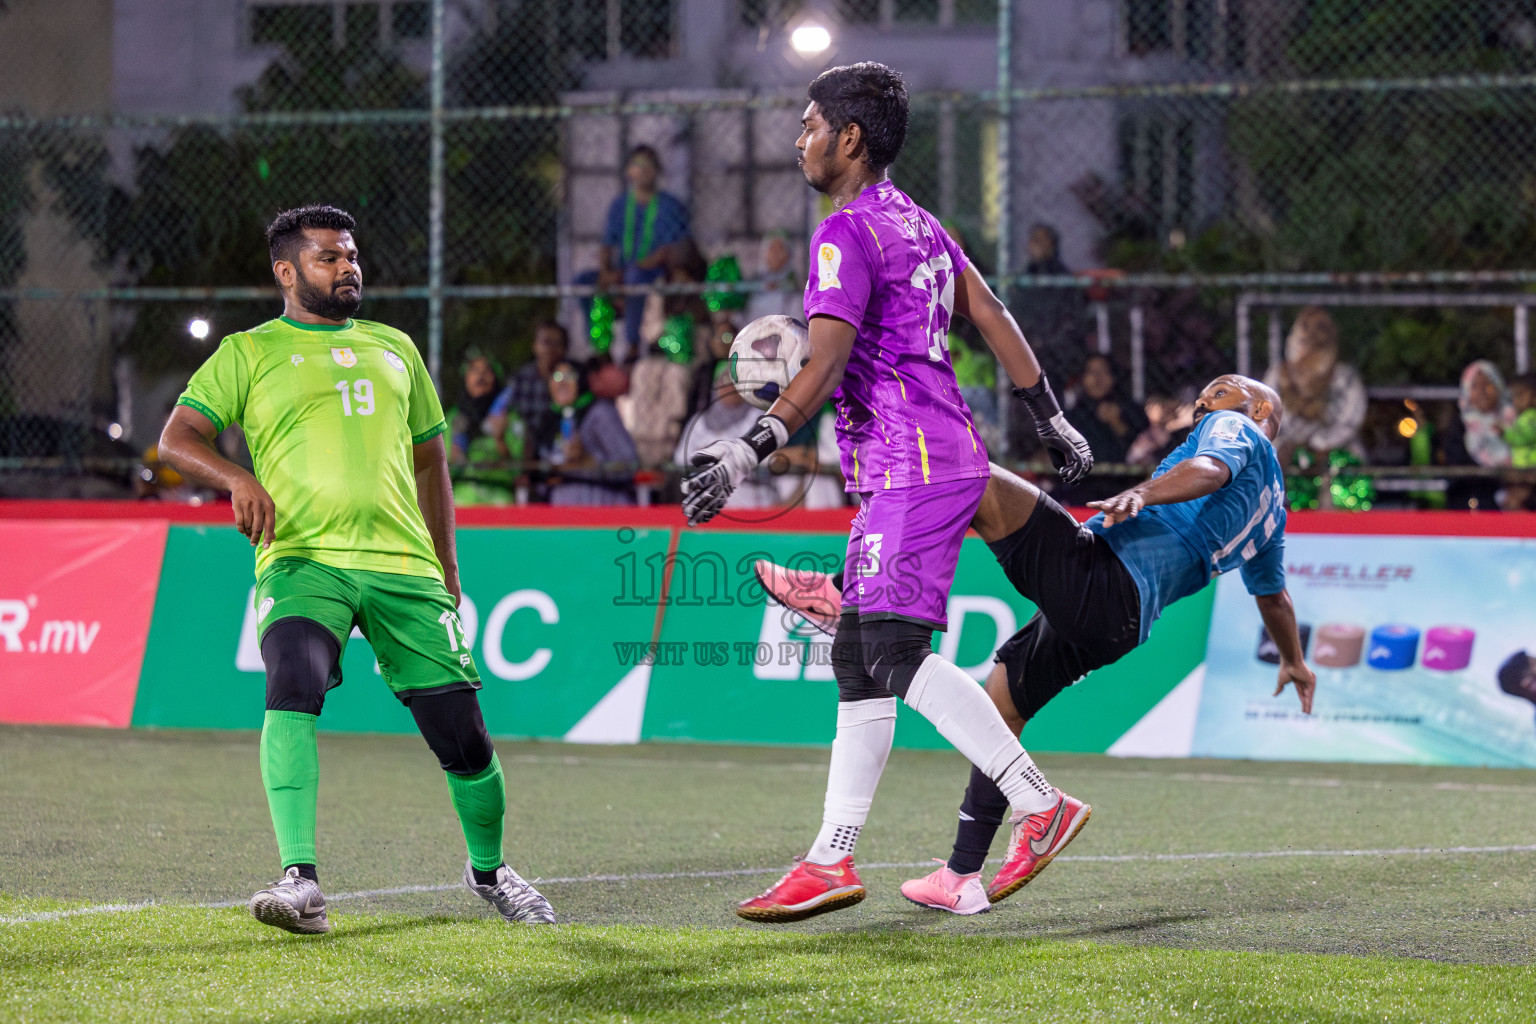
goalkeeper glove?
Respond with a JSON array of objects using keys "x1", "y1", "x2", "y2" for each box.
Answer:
[
  {"x1": 1013, "y1": 373, "x2": 1094, "y2": 485},
  {"x1": 681, "y1": 414, "x2": 789, "y2": 525}
]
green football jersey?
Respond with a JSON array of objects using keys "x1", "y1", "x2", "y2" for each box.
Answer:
[{"x1": 178, "y1": 316, "x2": 448, "y2": 580}]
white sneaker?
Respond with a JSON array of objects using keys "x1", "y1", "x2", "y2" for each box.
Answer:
[
  {"x1": 249, "y1": 866, "x2": 330, "y2": 934},
  {"x1": 464, "y1": 860, "x2": 556, "y2": 924}
]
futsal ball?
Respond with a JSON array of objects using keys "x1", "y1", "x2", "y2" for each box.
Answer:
[{"x1": 728, "y1": 315, "x2": 811, "y2": 411}]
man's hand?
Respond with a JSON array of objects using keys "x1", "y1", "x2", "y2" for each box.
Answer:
[
  {"x1": 1036, "y1": 411, "x2": 1095, "y2": 484},
  {"x1": 1013, "y1": 375, "x2": 1093, "y2": 485},
  {"x1": 442, "y1": 564, "x2": 463, "y2": 608},
  {"x1": 1087, "y1": 489, "x2": 1144, "y2": 526},
  {"x1": 681, "y1": 438, "x2": 757, "y2": 526},
  {"x1": 231, "y1": 476, "x2": 277, "y2": 548},
  {"x1": 1275, "y1": 658, "x2": 1316, "y2": 714}
]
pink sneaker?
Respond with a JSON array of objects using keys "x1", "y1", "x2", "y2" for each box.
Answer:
[
  {"x1": 754, "y1": 560, "x2": 842, "y2": 637},
  {"x1": 899, "y1": 860, "x2": 990, "y2": 916}
]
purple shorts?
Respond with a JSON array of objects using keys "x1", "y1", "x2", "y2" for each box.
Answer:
[{"x1": 843, "y1": 476, "x2": 988, "y2": 631}]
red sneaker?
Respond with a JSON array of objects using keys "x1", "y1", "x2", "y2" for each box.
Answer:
[
  {"x1": 754, "y1": 560, "x2": 841, "y2": 637},
  {"x1": 736, "y1": 855, "x2": 866, "y2": 923},
  {"x1": 987, "y1": 789, "x2": 1091, "y2": 904}
]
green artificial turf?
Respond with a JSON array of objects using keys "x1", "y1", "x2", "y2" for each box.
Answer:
[{"x1": 2, "y1": 725, "x2": 1533, "y2": 1022}]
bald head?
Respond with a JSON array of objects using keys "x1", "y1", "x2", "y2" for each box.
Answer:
[{"x1": 1193, "y1": 375, "x2": 1282, "y2": 441}]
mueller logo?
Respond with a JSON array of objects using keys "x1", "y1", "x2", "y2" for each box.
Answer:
[
  {"x1": 1287, "y1": 563, "x2": 1414, "y2": 583},
  {"x1": 0, "y1": 596, "x2": 103, "y2": 654}
]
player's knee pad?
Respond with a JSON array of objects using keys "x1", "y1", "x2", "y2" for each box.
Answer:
[
  {"x1": 408, "y1": 688, "x2": 495, "y2": 776},
  {"x1": 858, "y1": 618, "x2": 934, "y2": 701},
  {"x1": 260, "y1": 618, "x2": 342, "y2": 716},
  {"x1": 832, "y1": 613, "x2": 890, "y2": 702}
]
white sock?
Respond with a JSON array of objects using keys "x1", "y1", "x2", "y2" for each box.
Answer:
[
  {"x1": 903, "y1": 655, "x2": 1057, "y2": 816},
  {"x1": 806, "y1": 697, "x2": 896, "y2": 864}
]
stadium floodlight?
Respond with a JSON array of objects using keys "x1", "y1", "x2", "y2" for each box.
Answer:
[
  {"x1": 188, "y1": 318, "x2": 211, "y2": 341},
  {"x1": 790, "y1": 23, "x2": 832, "y2": 56}
]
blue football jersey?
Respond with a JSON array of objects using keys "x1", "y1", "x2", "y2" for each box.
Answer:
[{"x1": 1087, "y1": 410, "x2": 1287, "y2": 642}]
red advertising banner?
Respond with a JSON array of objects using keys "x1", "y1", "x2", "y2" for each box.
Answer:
[{"x1": 0, "y1": 520, "x2": 168, "y2": 728}]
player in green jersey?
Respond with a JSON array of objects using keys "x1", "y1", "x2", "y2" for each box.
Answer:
[{"x1": 159, "y1": 205, "x2": 554, "y2": 934}]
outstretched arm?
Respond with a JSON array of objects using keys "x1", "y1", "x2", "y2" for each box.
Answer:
[
  {"x1": 158, "y1": 406, "x2": 276, "y2": 548},
  {"x1": 413, "y1": 433, "x2": 461, "y2": 606},
  {"x1": 1254, "y1": 589, "x2": 1315, "y2": 713},
  {"x1": 952, "y1": 264, "x2": 1092, "y2": 483},
  {"x1": 1088, "y1": 454, "x2": 1231, "y2": 526}
]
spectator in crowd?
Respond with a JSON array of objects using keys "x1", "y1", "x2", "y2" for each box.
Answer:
[
  {"x1": 1065, "y1": 353, "x2": 1149, "y2": 465},
  {"x1": 674, "y1": 362, "x2": 778, "y2": 509},
  {"x1": 1014, "y1": 223, "x2": 1087, "y2": 386},
  {"x1": 447, "y1": 350, "x2": 521, "y2": 506},
  {"x1": 745, "y1": 233, "x2": 800, "y2": 320},
  {"x1": 542, "y1": 361, "x2": 639, "y2": 506},
  {"x1": 585, "y1": 145, "x2": 692, "y2": 362},
  {"x1": 1442, "y1": 358, "x2": 1513, "y2": 511},
  {"x1": 448, "y1": 349, "x2": 503, "y2": 463},
  {"x1": 687, "y1": 317, "x2": 738, "y2": 421},
  {"x1": 484, "y1": 321, "x2": 568, "y2": 457},
  {"x1": 1007, "y1": 222, "x2": 1087, "y2": 456},
  {"x1": 1264, "y1": 306, "x2": 1367, "y2": 467},
  {"x1": 1503, "y1": 372, "x2": 1536, "y2": 510},
  {"x1": 623, "y1": 346, "x2": 692, "y2": 470},
  {"x1": 772, "y1": 404, "x2": 848, "y2": 511},
  {"x1": 1504, "y1": 372, "x2": 1536, "y2": 468},
  {"x1": 1126, "y1": 391, "x2": 1196, "y2": 467}
]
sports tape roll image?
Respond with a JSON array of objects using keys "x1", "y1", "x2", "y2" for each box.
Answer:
[
  {"x1": 1423, "y1": 626, "x2": 1475, "y2": 672},
  {"x1": 1313, "y1": 623, "x2": 1365, "y2": 669},
  {"x1": 1368, "y1": 625, "x2": 1420, "y2": 671}
]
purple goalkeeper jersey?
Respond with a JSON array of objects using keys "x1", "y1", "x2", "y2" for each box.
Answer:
[{"x1": 802, "y1": 181, "x2": 990, "y2": 492}]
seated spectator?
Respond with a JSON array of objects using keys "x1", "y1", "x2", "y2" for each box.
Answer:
[
  {"x1": 1504, "y1": 371, "x2": 1536, "y2": 509},
  {"x1": 745, "y1": 233, "x2": 800, "y2": 320},
  {"x1": 1264, "y1": 306, "x2": 1367, "y2": 468},
  {"x1": 485, "y1": 321, "x2": 568, "y2": 458},
  {"x1": 687, "y1": 317, "x2": 738, "y2": 421},
  {"x1": 674, "y1": 362, "x2": 778, "y2": 509},
  {"x1": 1065, "y1": 353, "x2": 1148, "y2": 465},
  {"x1": 449, "y1": 348, "x2": 504, "y2": 463},
  {"x1": 1126, "y1": 391, "x2": 1195, "y2": 467},
  {"x1": 772, "y1": 404, "x2": 848, "y2": 511},
  {"x1": 578, "y1": 145, "x2": 691, "y2": 363},
  {"x1": 542, "y1": 361, "x2": 639, "y2": 506},
  {"x1": 1440, "y1": 359, "x2": 1511, "y2": 510},
  {"x1": 1505, "y1": 372, "x2": 1536, "y2": 468},
  {"x1": 621, "y1": 325, "x2": 695, "y2": 469}
]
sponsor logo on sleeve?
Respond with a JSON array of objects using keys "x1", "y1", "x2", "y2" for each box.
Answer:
[
  {"x1": 1209, "y1": 414, "x2": 1243, "y2": 441},
  {"x1": 384, "y1": 351, "x2": 407, "y2": 373},
  {"x1": 331, "y1": 347, "x2": 358, "y2": 368},
  {"x1": 816, "y1": 243, "x2": 843, "y2": 292}
]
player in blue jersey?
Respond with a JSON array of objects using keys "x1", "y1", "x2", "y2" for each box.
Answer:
[{"x1": 756, "y1": 374, "x2": 1316, "y2": 914}]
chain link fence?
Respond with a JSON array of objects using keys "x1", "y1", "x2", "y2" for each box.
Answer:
[{"x1": 4, "y1": 0, "x2": 1536, "y2": 499}]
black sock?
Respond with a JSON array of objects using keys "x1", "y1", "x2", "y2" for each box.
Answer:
[
  {"x1": 831, "y1": 570, "x2": 844, "y2": 592},
  {"x1": 286, "y1": 862, "x2": 319, "y2": 883},
  {"x1": 472, "y1": 865, "x2": 503, "y2": 886},
  {"x1": 947, "y1": 765, "x2": 1009, "y2": 876}
]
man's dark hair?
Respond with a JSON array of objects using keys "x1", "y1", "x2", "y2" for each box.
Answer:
[
  {"x1": 627, "y1": 144, "x2": 661, "y2": 169},
  {"x1": 266, "y1": 205, "x2": 357, "y2": 266},
  {"x1": 536, "y1": 319, "x2": 570, "y2": 348},
  {"x1": 1499, "y1": 650, "x2": 1532, "y2": 698},
  {"x1": 1510, "y1": 371, "x2": 1536, "y2": 394},
  {"x1": 807, "y1": 62, "x2": 909, "y2": 171}
]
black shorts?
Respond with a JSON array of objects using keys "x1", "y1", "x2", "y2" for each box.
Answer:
[{"x1": 988, "y1": 492, "x2": 1142, "y2": 722}]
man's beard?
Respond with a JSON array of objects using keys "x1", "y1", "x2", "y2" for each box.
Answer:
[{"x1": 295, "y1": 270, "x2": 362, "y2": 321}]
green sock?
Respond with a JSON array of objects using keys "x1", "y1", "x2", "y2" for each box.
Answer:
[
  {"x1": 446, "y1": 753, "x2": 506, "y2": 872},
  {"x1": 260, "y1": 710, "x2": 319, "y2": 868}
]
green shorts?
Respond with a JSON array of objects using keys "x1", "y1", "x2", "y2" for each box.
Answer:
[{"x1": 255, "y1": 557, "x2": 480, "y2": 701}]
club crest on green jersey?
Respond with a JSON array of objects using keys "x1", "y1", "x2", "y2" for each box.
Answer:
[
  {"x1": 331, "y1": 347, "x2": 358, "y2": 368},
  {"x1": 384, "y1": 352, "x2": 406, "y2": 373}
]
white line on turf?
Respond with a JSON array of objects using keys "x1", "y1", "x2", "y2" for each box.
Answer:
[{"x1": 5, "y1": 843, "x2": 1535, "y2": 925}]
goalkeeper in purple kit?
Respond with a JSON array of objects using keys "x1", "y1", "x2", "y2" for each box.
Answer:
[{"x1": 681, "y1": 61, "x2": 1097, "y2": 921}]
